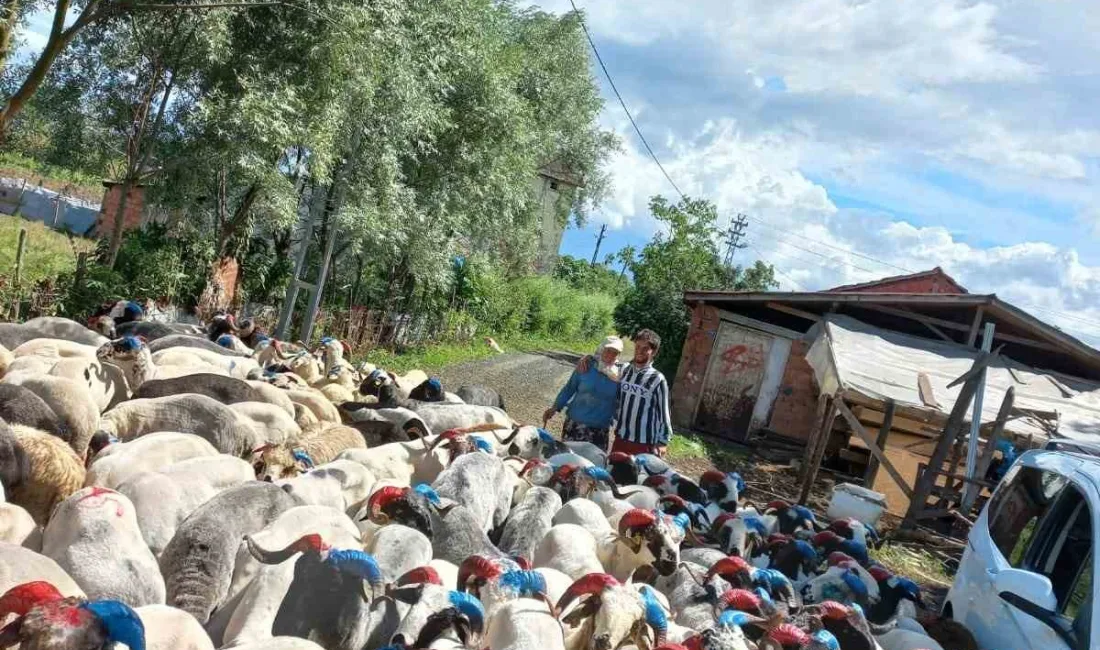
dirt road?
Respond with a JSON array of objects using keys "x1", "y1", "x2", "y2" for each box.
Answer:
[{"x1": 434, "y1": 350, "x2": 582, "y2": 434}]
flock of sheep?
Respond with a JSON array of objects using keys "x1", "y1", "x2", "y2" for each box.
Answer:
[{"x1": 0, "y1": 315, "x2": 971, "y2": 650}]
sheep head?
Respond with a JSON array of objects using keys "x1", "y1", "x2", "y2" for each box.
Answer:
[
  {"x1": 616, "y1": 509, "x2": 682, "y2": 576},
  {"x1": 247, "y1": 533, "x2": 384, "y2": 647},
  {"x1": 389, "y1": 585, "x2": 485, "y2": 650},
  {"x1": 556, "y1": 573, "x2": 650, "y2": 650},
  {"x1": 362, "y1": 485, "x2": 436, "y2": 538},
  {"x1": 95, "y1": 336, "x2": 146, "y2": 363},
  {"x1": 711, "y1": 514, "x2": 766, "y2": 558},
  {"x1": 700, "y1": 470, "x2": 744, "y2": 509},
  {"x1": 251, "y1": 444, "x2": 307, "y2": 482},
  {"x1": 0, "y1": 582, "x2": 145, "y2": 650}
]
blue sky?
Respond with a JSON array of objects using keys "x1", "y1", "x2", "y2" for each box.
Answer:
[
  {"x1": 15, "y1": 2, "x2": 1100, "y2": 344},
  {"x1": 535, "y1": 0, "x2": 1100, "y2": 345}
]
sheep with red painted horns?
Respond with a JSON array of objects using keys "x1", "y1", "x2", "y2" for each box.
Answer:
[{"x1": 0, "y1": 581, "x2": 145, "y2": 650}]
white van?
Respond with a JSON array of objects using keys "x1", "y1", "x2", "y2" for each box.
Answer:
[{"x1": 944, "y1": 449, "x2": 1096, "y2": 649}]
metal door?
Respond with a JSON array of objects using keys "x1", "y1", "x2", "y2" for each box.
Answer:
[{"x1": 694, "y1": 322, "x2": 774, "y2": 441}]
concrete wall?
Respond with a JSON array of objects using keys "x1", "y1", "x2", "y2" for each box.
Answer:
[
  {"x1": 533, "y1": 174, "x2": 571, "y2": 274},
  {"x1": 0, "y1": 178, "x2": 101, "y2": 233}
]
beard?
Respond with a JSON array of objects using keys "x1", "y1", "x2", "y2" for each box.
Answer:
[{"x1": 596, "y1": 357, "x2": 621, "y2": 381}]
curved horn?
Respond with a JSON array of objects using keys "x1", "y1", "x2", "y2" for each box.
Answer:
[
  {"x1": 706, "y1": 556, "x2": 752, "y2": 582},
  {"x1": 0, "y1": 581, "x2": 64, "y2": 618},
  {"x1": 639, "y1": 586, "x2": 669, "y2": 645},
  {"x1": 457, "y1": 556, "x2": 502, "y2": 592},
  {"x1": 617, "y1": 508, "x2": 658, "y2": 537},
  {"x1": 448, "y1": 590, "x2": 486, "y2": 634},
  {"x1": 245, "y1": 533, "x2": 326, "y2": 564},
  {"x1": 395, "y1": 566, "x2": 442, "y2": 587},
  {"x1": 325, "y1": 549, "x2": 384, "y2": 596},
  {"x1": 555, "y1": 572, "x2": 619, "y2": 617},
  {"x1": 365, "y1": 486, "x2": 409, "y2": 523},
  {"x1": 499, "y1": 425, "x2": 522, "y2": 445},
  {"x1": 81, "y1": 600, "x2": 146, "y2": 650},
  {"x1": 768, "y1": 623, "x2": 809, "y2": 647}
]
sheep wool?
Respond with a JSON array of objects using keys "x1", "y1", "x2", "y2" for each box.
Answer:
[{"x1": 8, "y1": 425, "x2": 85, "y2": 525}]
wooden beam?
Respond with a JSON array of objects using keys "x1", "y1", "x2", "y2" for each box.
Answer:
[
  {"x1": 836, "y1": 398, "x2": 913, "y2": 499},
  {"x1": 962, "y1": 385, "x2": 1015, "y2": 513},
  {"x1": 903, "y1": 353, "x2": 987, "y2": 529},
  {"x1": 860, "y1": 304, "x2": 1063, "y2": 353},
  {"x1": 716, "y1": 309, "x2": 804, "y2": 340},
  {"x1": 921, "y1": 320, "x2": 955, "y2": 343},
  {"x1": 947, "y1": 346, "x2": 1002, "y2": 388},
  {"x1": 966, "y1": 307, "x2": 985, "y2": 347},
  {"x1": 864, "y1": 399, "x2": 895, "y2": 487},
  {"x1": 799, "y1": 394, "x2": 838, "y2": 505},
  {"x1": 917, "y1": 373, "x2": 941, "y2": 409},
  {"x1": 766, "y1": 301, "x2": 821, "y2": 322}
]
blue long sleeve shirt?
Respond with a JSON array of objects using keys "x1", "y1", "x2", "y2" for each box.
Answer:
[{"x1": 552, "y1": 366, "x2": 620, "y2": 429}]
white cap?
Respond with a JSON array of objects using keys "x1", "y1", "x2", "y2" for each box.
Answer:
[{"x1": 602, "y1": 336, "x2": 624, "y2": 352}]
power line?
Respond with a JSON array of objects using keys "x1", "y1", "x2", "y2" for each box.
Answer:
[
  {"x1": 745, "y1": 215, "x2": 916, "y2": 274},
  {"x1": 748, "y1": 230, "x2": 884, "y2": 275},
  {"x1": 748, "y1": 244, "x2": 805, "y2": 290},
  {"x1": 568, "y1": 0, "x2": 686, "y2": 201}
]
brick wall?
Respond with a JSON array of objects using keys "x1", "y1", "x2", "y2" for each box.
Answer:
[
  {"x1": 94, "y1": 183, "x2": 145, "y2": 238},
  {"x1": 766, "y1": 340, "x2": 820, "y2": 441},
  {"x1": 671, "y1": 303, "x2": 721, "y2": 428}
]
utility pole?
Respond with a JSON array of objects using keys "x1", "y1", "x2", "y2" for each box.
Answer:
[
  {"x1": 590, "y1": 224, "x2": 607, "y2": 265},
  {"x1": 721, "y1": 213, "x2": 749, "y2": 266}
]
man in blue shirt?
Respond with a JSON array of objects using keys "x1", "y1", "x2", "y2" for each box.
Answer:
[{"x1": 543, "y1": 336, "x2": 623, "y2": 451}]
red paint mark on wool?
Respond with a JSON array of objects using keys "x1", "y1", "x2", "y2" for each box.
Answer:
[{"x1": 77, "y1": 487, "x2": 125, "y2": 517}]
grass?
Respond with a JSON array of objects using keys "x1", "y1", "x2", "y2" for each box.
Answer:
[
  {"x1": 0, "y1": 214, "x2": 94, "y2": 286},
  {"x1": 0, "y1": 152, "x2": 103, "y2": 204},
  {"x1": 667, "y1": 431, "x2": 749, "y2": 470},
  {"x1": 871, "y1": 542, "x2": 955, "y2": 586},
  {"x1": 357, "y1": 333, "x2": 607, "y2": 375}
]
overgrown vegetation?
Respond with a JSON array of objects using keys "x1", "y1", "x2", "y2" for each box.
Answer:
[{"x1": 666, "y1": 431, "x2": 749, "y2": 469}]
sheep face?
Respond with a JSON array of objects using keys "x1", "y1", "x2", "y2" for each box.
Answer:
[
  {"x1": 96, "y1": 336, "x2": 145, "y2": 364},
  {"x1": 589, "y1": 586, "x2": 646, "y2": 650},
  {"x1": 619, "y1": 510, "x2": 684, "y2": 577},
  {"x1": 251, "y1": 445, "x2": 303, "y2": 481},
  {"x1": 390, "y1": 585, "x2": 484, "y2": 650}
]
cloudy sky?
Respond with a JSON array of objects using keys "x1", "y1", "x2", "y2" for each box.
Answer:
[
  {"x1": 535, "y1": 0, "x2": 1100, "y2": 346},
  {"x1": 16, "y1": 2, "x2": 1100, "y2": 344}
]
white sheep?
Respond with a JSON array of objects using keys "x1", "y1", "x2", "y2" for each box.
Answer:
[
  {"x1": 41, "y1": 486, "x2": 165, "y2": 606},
  {"x1": 48, "y1": 356, "x2": 128, "y2": 412},
  {"x1": 485, "y1": 598, "x2": 565, "y2": 650},
  {"x1": 0, "y1": 541, "x2": 84, "y2": 599},
  {"x1": 285, "y1": 388, "x2": 342, "y2": 423},
  {"x1": 85, "y1": 431, "x2": 220, "y2": 488},
  {"x1": 0, "y1": 502, "x2": 40, "y2": 550},
  {"x1": 97, "y1": 394, "x2": 266, "y2": 456},
  {"x1": 276, "y1": 459, "x2": 377, "y2": 514},
  {"x1": 7, "y1": 374, "x2": 100, "y2": 456},
  {"x1": 338, "y1": 437, "x2": 447, "y2": 486},
  {"x1": 230, "y1": 401, "x2": 301, "y2": 441},
  {"x1": 116, "y1": 455, "x2": 255, "y2": 557},
  {"x1": 135, "y1": 604, "x2": 216, "y2": 650}
]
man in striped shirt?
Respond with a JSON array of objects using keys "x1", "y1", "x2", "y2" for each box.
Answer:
[{"x1": 579, "y1": 328, "x2": 674, "y2": 456}]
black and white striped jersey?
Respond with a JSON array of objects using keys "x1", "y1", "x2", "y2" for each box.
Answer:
[{"x1": 614, "y1": 362, "x2": 673, "y2": 445}]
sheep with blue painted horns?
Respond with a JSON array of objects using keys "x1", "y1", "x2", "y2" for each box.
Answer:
[
  {"x1": 245, "y1": 532, "x2": 388, "y2": 650},
  {"x1": 387, "y1": 582, "x2": 487, "y2": 650},
  {"x1": 0, "y1": 581, "x2": 145, "y2": 650},
  {"x1": 97, "y1": 394, "x2": 266, "y2": 457},
  {"x1": 116, "y1": 456, "x2": 255, "y2": 558},
  {"x1": 84, "y1": 432, "x2": 219, "y2": 488},
  {"x1": 211, "y1": 504, "x2": 362, "y2": 648},
  {"x1": 159, "y1": 481, "x2": 298, "y2": 624},
  {"x1": 8, "y1": 425, "x2": 84, "y2": 526},
  {"x1": 41, "y1": 487, "x2": 164, "y2": 607}
]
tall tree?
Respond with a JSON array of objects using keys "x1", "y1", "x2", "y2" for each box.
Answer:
[{"x1": 614, "y1": 195, "x2": 777, "y2": 376}]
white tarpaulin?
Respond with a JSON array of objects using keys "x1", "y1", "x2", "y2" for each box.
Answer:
[{"x1": 805, "y1": 314, "x2": 1100, "y2": 443}]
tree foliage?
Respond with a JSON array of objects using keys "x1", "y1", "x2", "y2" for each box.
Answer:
[{"x1": 614, "y1": 195, "x2": 778, "y2": 376}]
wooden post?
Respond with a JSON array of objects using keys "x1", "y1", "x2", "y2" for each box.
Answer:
[
  {"x1": 966, "y1": 307, "x2": 985, "y2": 347},
  {"x1": 962, "y1": 386, "x2": 1015, "y2": 513},
  {"x1": 864, "y1": 399, "x2": 895, "y2": 486},
  {"x1": 13, "y1": 228, "x2": 26, "y2": 283},
  {"x1": 837, "y1": 399, "x2": 912, "y2": 499},
  {"x1": 903, "y1": 352, "x2": 991, "y2": 528},
  {"x1": 799, "y1": 393, "x2": 838, "y2": 505}
]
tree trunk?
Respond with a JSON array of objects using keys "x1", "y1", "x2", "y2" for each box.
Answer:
[
  {"x1": 0, "y1": 0, "x2": 20, "y2": 71},
  {"x1": 104, "y1": 178, "x2": 134, "y2": 268}
]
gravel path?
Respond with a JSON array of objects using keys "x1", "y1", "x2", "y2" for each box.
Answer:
[{"x1": 435, "y1": 351, "x2": 581, "y2": 434}]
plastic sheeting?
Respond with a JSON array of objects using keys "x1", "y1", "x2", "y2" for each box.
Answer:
[{"x1": 805, "y1": 314, "x2": 1100, "y2": 443}]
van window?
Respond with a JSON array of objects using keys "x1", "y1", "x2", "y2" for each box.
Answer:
[{"x1": 986, "y1": 465, "x2": 1068, "y2": 566}]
